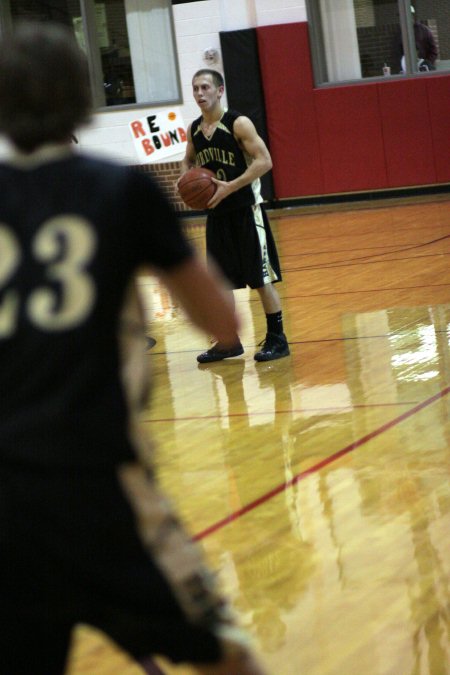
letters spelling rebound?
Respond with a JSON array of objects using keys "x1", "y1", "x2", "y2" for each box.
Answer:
[{"x1": 130, "y1": 116, "x2": 187, "y2": 157}]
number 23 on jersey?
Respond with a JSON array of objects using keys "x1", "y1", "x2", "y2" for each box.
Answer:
[{"x1": 0, "y1": 216, "x2": 97, "y2": 338}]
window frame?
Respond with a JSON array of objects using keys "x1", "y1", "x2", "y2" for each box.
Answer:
[
  {"x1": 305, "y1": 0, "x2": 446, "y2": 87},
  {"x1": 1, "y1": 0, "x2": 182, "y2": 111}
]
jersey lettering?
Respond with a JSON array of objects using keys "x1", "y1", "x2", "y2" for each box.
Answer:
[
  {"x1": 0, "y1": 225, "x2": 21, "y2": 337},
  {"x1": 0, "y1": 216, "x2": 97, "y2": 337},
  {"x1": 196, "y1": 147, "x2": 236, "y2": 168},
  {"x1": 192, "y1": 111, "x2": 257, "y2": 212}
]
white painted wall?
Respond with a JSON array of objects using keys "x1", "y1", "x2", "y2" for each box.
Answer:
[{"x1": 75, "y1": 0, "x2": 307, "y2": 164}]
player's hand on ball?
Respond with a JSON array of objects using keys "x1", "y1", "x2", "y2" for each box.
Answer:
[
  {"x1": 178, "y1": 167, "x2": 216, "y2": 210},
  {"x1": 207, "y1": 177, "x2": 234, "y2": 209}
]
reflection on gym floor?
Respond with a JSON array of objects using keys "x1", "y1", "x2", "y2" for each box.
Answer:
[{"x1": 69, "y1": 197, "x2": 450, "y2": 675}]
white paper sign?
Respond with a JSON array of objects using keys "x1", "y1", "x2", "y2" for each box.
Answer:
[{"x1": 129, "y1": 110, "x2": 187, "y2": 164}]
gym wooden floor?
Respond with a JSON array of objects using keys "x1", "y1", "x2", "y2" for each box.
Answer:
[{"x1": 68, "y1": 195, "x2": 450, "y2": 675}]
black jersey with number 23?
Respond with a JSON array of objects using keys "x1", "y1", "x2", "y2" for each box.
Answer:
[{"x1": 0, "y1": 149, "x2": 192, "y2": 467}]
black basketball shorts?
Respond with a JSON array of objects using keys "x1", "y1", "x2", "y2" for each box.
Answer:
[
  {"x1": 0, "y1": 460, "x2": 233, "y2": 675},
  {"x1": 206, "y1": 203, "x2": 282, "y2": 289}
]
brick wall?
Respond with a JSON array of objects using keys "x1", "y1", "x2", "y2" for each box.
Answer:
[
  {"x1": 134, "y1": 161, "x2": 193, "y2": 213},
  {"x1": 357, "y1": 24, "x2": 401, "y2": 76},
  {"x1": 373, "y1": 2, "x2": 399, "y2": 25},
  {"x1": 354, "y1": 0, "x2": 375, "y2": 27}
]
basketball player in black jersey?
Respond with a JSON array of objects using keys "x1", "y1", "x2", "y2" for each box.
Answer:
[
  {"x1": 180, "y1": 69, "x2": 290, "y2": 364},
  {"x1": 0, "y1": 24, "x2": 267, "y2": 675}
]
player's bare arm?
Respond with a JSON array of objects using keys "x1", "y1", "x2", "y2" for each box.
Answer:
[
  {"x1": 156, "y1": 255, "x2": 240, "y2": 349},
  {"x1": 207, "y1": 116, "x2": 272, "y2": 209},
  {"x1": 178, "y1": 123, "x2": 197, "y2": 182}
]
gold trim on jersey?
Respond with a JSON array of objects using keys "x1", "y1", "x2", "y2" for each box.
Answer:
[
  {"x1": 253, "y1": 204, "x2": 279, "y2": 284},
  {"x1": 2, "y1": 142, "x2": 74, "y2": 168}
]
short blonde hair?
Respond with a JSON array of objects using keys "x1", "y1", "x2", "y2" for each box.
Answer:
[{"x1": 192, "y1": 69, "x2": 224, "y2": 88}]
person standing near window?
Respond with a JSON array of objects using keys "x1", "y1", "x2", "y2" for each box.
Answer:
[
  {"x1": 413, "y1": 12, "x2": 438, "y2": 69},
  {"x1": 399, "y1": 5, "x2": 438, "y2": 72}
]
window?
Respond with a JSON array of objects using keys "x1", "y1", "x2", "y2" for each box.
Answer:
[
  {"x1": 4, "y1": 0, "x2": 180, "y2": 109},
  {"x1": 306, "y1": 0, "x2": 449, "y2": 84}
]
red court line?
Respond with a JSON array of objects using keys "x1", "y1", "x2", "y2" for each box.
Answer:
[
  {"x1": 146, "y1": 401, "x2": 418, "y2": 424},
  {"x1": 193, "y1": 385, "x2": 450, "y2": 541}
]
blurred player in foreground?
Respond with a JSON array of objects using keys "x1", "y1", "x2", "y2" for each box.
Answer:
[{"x1": 0, "y1": 22, "x2": 267, "y2": 675}]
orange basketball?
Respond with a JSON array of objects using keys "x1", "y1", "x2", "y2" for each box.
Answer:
[{"x1": 178, "y1": 167, "x2": 217, "y2": 210}]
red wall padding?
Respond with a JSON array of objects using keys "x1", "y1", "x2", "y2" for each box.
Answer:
[
  {"x1": 256, "y1": 22, "x2": 450, "y2": 199},
  {"x1": 256, "y1": 24, "x2": 323, "y2": 198},
  {"x1": 378, "y1": 78, "x2": 436, "y2": 187},
  {"x1": 426, "y1": 76, "x2": 450, "y2": 183},
  {"x1": 314, "y1": 84, "x2": 387, "y2": 193}
]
